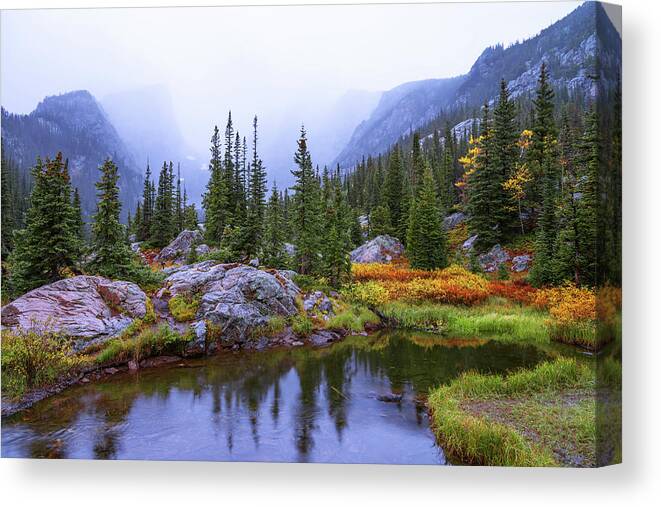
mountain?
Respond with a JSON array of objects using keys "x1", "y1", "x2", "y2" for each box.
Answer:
[
  {"x1": 334, "y1": 1, "x2": 621, "y2": 169},
  {"x1": 101, "y1": 85, "x2": 207, "y2": 205},
  {"x1": 1, "y1": 90, "x2": 142, "y2": 221}
]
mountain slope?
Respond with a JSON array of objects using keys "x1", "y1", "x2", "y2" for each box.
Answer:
[
  {"x1": 101, "y1": 85, "x2": 207, "y2": 205},
  {"x1": 334, "y1": 1, "x2": 621, "y2": 169},
  {"x1": 1, "y1": 90, "x2": 142, "y2": 221}
]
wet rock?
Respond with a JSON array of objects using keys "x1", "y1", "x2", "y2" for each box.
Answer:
[
  {"x1": 156, "y1": 229, "x2": 204, "y2": 263},
  {"x1": 1, "y1": 276, "x2": 147, "y2": 350},
  {"x1": 164, "y1": 262, "x2": 300, "y2": 348},
  {"x1": 291, "y1": 340, "x2": 304, "y2": 347},
  {"x1": 184, "y1": 320, "x2": 207, "y2": 356},
  {"x1": 128, "y1": 360, "x2": 139, "y2": 371},
  {"x1": 104, "y1": 367, "x2": 119, "y2": 375},
  {"x1": 278, "y1": 269, "x2": 298, "y2": 280},
  {"x1": 248, "y1": 258, "x2": 259, "y2": 267},
  {"x1": 462, "y1": 234, "x2": 479, "y2": 250},
  {"x1": 377, "y1": 393, "x2": 403, "y2": 403},
  {"x1": 350, "y1": 235, "x2": 405, "y2": 264},
  {"x1": 478, "y1": 244, "x2": 510, "y2": 272},
  {"x1": 130, "y1": 242, "x2": 142, "y2": 253},
  {"x1": 309, "y1": 329, "x2": 341, "y2": 347},
  {"x1": 139, "y1": 356, "x2": 181, "y2": 369},
  {"x1": 511, "y1": 254, "x2": 532, "y2": 272},
  {"x1": 443, "y1": 212, "x2": 466, "y2": 230}
]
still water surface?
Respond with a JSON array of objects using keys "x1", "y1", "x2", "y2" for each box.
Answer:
[{"x1": 2, "y1": 331, "x2": 555, "y2": 463}]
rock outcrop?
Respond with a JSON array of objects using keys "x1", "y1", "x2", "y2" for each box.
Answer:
[
  {"x1": 478, "y1": 245, "x2": 511, "y2": 273},
  {"x1": 1, "y1": 276, "x2": 148, "y2": 349},
  {"x1": 350, "y1": 235, "x2": 405, "y2": 264},
  {"x1": 511, "y1": 254, "x2": 532, "y2": 272},
  {"x1": 443, "y1": 212, "x2": 466, "y2": 230},
  {"x1": 163, "y1": 261, "x2": 300, "y2": 347},
  {"x1": 156, "y1": 229, "x2": 204, "y2": 263}
]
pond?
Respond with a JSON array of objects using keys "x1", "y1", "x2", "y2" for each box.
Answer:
[{"x1": 1, "y1": 331, "x2": 560, "y2": 464}]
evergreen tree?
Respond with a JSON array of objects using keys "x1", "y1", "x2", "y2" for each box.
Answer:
[
  {"x1": 349, "y1": 208, "x2": 364, "y2": 248},
  {"x1": 369, "y1": 205, "x2": 392, "y2": 238},
  {"x1": 150, "y1": 162, "x2": 175, "y2": 247},
  {"x1": 383, "y1": 146, "x2": 406, "y2": 241},
  {"x1": 87, "y1": 158, "x2": 136, "y2": 278},
  {"x1": 202, "y1": 125, "x2": 229, "y2": 245},
  {"x1": 466, "y1": 102, "x2": 501, "y2": 250},
  {"x1": 529, "y1": 64, "x2": 561, "y2": 286},
  {"x1": 406, "y1": 162, "x2": 448, "y2": 270},
  {"x1": 137, "y1": 163, "x2": 154, "y2": 241},
  {"x1": 261, "y1": 182, "x2": 288, "y2": 268},
  {"x1": 175, "y1": 163, "x2": 183, "y2": 233},
  {"x1": 322, "y1": 180, "x2": 352, "y2": 287},
  {"x1": 410, "y1": 132, "x2": 425, "y2": 190},
  {"x1": 245, "y1": 115, "x2": 267, "y2": 256},
  {"x1": 8, "y1": 153, "x2": 80, "y2": 294},
  {"x1": 71, "y1": 187, "x2": 85, "y2": 244},
  {"x1": 1, "y1": 146, "x2": 15, "y2": 260},
  {"x1": 291, "y1": 126, "x2": 323, "y2": 275},
  {"x1": 491, "y1": 80, "x2": 519, "y2": 239}
]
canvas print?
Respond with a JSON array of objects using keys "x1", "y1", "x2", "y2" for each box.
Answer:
[{"x1": 0, "y1": 1, "x2": 621, "y2": 466}]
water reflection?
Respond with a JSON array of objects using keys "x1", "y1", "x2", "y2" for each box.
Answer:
[{"x1": 2, "y1": 331, "x2": 555, "y2": 464}]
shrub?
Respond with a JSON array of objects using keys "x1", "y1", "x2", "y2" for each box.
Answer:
[
  {"x1": 326, "y1": 305, "x2": 380, "y2": 332},
  {"x1": 292, "y1": 274, "x2": 333, "y2": 293},
  {"x1": 489, "y1": 280, "x2": 537, "y2": 305},
  {"x1": 1, "y1": 328, "x2": 82, "y2": 398},
  {"x1": 168, "y1": 294, "x2": 200, "y2": 322},
  {"x1": 343, "y1": 281, "x2": 390, "y2": 307}
]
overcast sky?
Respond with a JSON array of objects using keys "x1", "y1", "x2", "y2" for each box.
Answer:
[{"x1": 1, "y1": 2, "x2": 581, "y2": 170}]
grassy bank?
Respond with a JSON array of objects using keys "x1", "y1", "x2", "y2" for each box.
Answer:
[
  {"x1": 378, "y1": 298, "x2": 549, "y2": 344},
  {"x1": 427, "y1": 358, "x2": 603, "y2": 467}
]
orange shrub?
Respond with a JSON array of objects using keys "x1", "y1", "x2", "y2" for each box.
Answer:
[
  {"x1": 351, "y1": 264, "x2": 490, "y2": 306},
  {"x1": 532, "y1": 284, "x2": 596, "y2": 324},
  {"x1": 488, "y1": 280, "x2": 538, "y2": 305},
  {"x1": 352, "y1": 263, "x2": 435, "y2": 282}
]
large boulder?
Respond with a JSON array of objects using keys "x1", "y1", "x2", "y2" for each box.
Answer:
[
  {"x1": 1, "y1": 276, "x2": 148, "y2": 350},
  {"x1": 350, "y1": 235, "x2": 404, "y2": 264},
  {"x1": 156, "y1": 229, "x2": 204, "y2": 263},
  {"x1": 163, "y1": 262, "x2": 300, "y2": 347}
]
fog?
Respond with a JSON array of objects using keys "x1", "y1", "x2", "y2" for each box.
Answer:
[{"x1": 1, "y1": 2, "x2": 580, "y2": 185}]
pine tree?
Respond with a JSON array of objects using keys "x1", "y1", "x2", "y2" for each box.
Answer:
[
  {"x1": 410, "y1": 132, "x2": 425, "y2": 190},
  {"x1": 150, "y1": 162, "x2": 175, "y2": 248},
  {"x1": 321, "y1": 180, "x2": 352, "y2": 287},
  {"x1": 261, "y1": 182, "x2": 287, "y2": 268},
  {"x1": 71, "y1": 187, "x2": 85, "y2": 244},
  {"x1": 491, "y1": 79, "x2": 519, "y2": 240},
  {"x1": 87, "y1": 159, "x2": 136, "y2": 278},
  {"x1": 466, "y1": 102, "x2": 501, "y2": 250},
  {"x1": 291, "y1": 126, "x2": 323, "y2": 275},
  {"x1": 202, "y1": 125, "x2": 229, "y2": 245},
  {"x1": 175, "y1": 163, "x2": 183, "y2": 233},
  {"x1": 368, "y1": 205, "x2": 392, "y2": 238},
  {"x1": 246, "y1": 115, "x2": 267, "y2": 256},
  {"x1": 9, "y1": 153, "x2": 80, "y2": 295},
  {"x1": 138, "y1": 163, "x2": 153, "y2": 241},
  {"x1": 1, "y1": 145, "x2": 15, "y2": 260},
  {"x1": 383, "y1": 146, "x2": 406, "y2": 241},
  {"x1": 529, "y1": 64, "x2": 561, "y2": 286},
  {"x1": 406, "y1": 162, "x2": 448, "y2": 270}
]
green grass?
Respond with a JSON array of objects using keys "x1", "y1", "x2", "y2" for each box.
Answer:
[
  {"x1": 326, "y1": 304, "x2": 380, "y2": 333},
  {"x1": 168, "y1": 294, "x2": 200, "y2": 322},
  {"x1": 378, "y1": 299, "x2": 549, "y2": 344},
  {"x1": 427, "y1": 358, "x2": 596, "y2": 467},
  {"x1": 291, "y1": 314, "x2": 314, "y2": 337},
  {"x1": 249, "y1": 315, "x2": 288, "y2": 339},
  {"x1": 96, "y1": 324, "x2": 190, "y2": 364}
]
